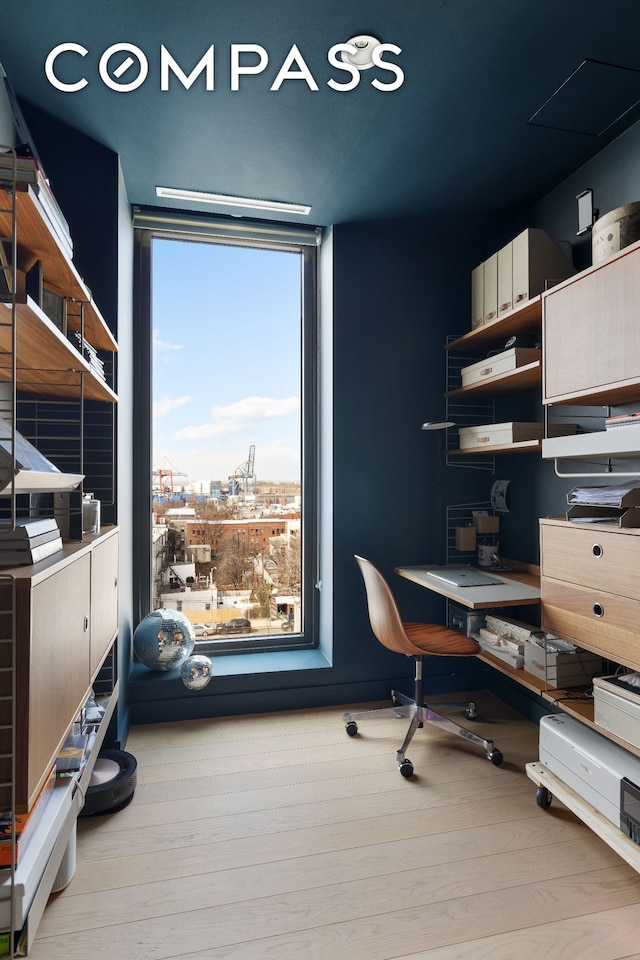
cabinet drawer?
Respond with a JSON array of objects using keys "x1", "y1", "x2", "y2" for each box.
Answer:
[
  {"x1": 542, "y1": 576, "x2": 640, "y2": 669},
  {"x1": 541, "y1": 522, "x2": 640, "y2": 600}
]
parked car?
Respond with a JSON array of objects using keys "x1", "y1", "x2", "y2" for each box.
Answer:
[{"x1": 214, "y1": 618, "x2": 251, "y2": 635}]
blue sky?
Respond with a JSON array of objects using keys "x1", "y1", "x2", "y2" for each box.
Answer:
[{"x1": 152, "y1": 237, "x2": 301, "y2": 486}]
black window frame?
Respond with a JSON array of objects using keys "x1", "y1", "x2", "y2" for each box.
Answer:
[{"x1": 132, "y1": 210, "x2": 321, "y2": 655}]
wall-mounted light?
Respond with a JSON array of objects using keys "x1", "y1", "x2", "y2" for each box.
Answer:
[
  {"x1": 421, "y1": 420, "x2": 456, "y2": 431},
  {"x1": 156, "y1": 186, "x2": 311, "y2": 216}
]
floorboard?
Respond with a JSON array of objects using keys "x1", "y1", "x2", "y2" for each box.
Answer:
[{"x1": 27, "y1": 692, "x2": 640, "y2": 959}]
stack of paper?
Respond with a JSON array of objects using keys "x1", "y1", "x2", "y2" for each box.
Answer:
[{"x1": 0, "y1": 517, "x2": 62, "y2": 565}]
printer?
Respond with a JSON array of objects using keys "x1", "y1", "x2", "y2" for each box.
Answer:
[{"x1": 539, "y1": 713, "x2": 640, "y2": 845}]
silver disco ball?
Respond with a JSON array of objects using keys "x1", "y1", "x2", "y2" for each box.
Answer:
[
  {"x1": 133, "y1": 609, "x2": 195, "y2": 672},
  {"x1": 180, "y1": 654, "x2": 213, "y2": 691}
]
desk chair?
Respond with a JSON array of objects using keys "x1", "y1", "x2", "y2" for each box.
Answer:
[{"x1": 344, "y1": 555, "x2": 503, "y2": 778}]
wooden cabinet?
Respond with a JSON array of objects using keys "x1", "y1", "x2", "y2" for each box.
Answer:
[
  {"x1": 540, "y1": 518, "x2": 640, "y2": 673},
  {"x1": 89, "y1": 530, "x2": 119, "y2": 678},
  {"x1": 0, "y1": 529, "x2": 118, "y2": 812},
  {"x1": 543, "y1": 239, "x2": 640, "y2": 407}
]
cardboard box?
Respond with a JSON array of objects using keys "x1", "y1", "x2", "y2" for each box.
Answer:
[
  {"x1": 472, "y1": 514, "x2": 500, "y2": 534},
  {"x1": 460, "y1": 347, "x2": 540, "y2": 388},
  {"x1": 455, "y1": 526, "x2": 477, "y2": 551},
  {"x1": 524, "y1": 640, "x2": 603, "y2": 686}
]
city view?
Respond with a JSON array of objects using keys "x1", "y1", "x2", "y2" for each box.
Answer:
[{"x1": 151, "y1": 237, "x2": 303, "y2": 643}]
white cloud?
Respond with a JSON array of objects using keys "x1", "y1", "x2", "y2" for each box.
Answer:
[
  {"x1": 153, "y1": 330, "x2": 184, "y2": 353},
  {"x1": 175, "y1": 396, "x2": 299, "y2": 440},
  {"x1": 153, "y1": 395, "x2": 191, "y2": 418}
]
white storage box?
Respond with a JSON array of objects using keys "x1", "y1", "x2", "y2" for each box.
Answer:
[
  {"x1": 460, "y1": 347, "x2": 541, "y2": 388},
  {"x1": 594, "y1": 675, "x2": 640, "y2": 749},
  {"x1": 458, "y1": 421, "x2": 544, "y2": 450},
  {"x1": 524, "y1": 640, "x2": 602, "y2": 686},
  {"x1": 511, "y1": 228, "x2": 575, "y2": 305}
]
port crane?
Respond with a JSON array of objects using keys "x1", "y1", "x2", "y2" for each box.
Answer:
[
  {"x1": 229, "y1": 445, "x2": 257, "y2": 497},
  {"x1": 153, "y1": 457, "x2": 187, "y2": 495}
]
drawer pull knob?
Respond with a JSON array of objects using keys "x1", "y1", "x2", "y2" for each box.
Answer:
[
  {"x1": 592, "y1": 543, "x2": 603, "y2": 558},
  {"x1": 593, "y1": 602, "x2": 604, "y2": 618}
]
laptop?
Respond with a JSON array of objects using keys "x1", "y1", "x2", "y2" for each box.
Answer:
[{"x1": 425, "y1": 566, "x2": 504, "y2": 588}]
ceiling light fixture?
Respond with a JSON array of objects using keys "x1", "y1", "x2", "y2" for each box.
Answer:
[
  {"x1": 155, "y1": 186, "x2": 311, "y2": 216},
  {"x1": 341, "y1": 35, "x2": 381, "y2": 70}
]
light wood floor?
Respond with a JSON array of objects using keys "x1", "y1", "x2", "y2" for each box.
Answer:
[{"x1": 30, "y1": 692, "x2": 640, "y2": 959}]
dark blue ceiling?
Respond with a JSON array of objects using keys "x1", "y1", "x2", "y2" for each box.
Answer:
[{"x1": 2, "y1": 1, "x2": 640, "y2": 233}]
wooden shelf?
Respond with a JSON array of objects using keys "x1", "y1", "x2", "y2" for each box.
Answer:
[
  {"x1": 449, "y1": 439, "x2": 542, "y2": 455},
  {"x1": 0, "y1": 184, "x2": 117, "y2": 353},
  {"x1": 0, "y1": 299, "x2": 117, "y2": 402},
  {"x1": 447, "y1": 360, "x2": 541, "y2": 398},
  {"x1": 526, "y1": 762, "x2": 640, "y2": 874},
  {"x1": 447, "y1": 295, "x2": 542, "y2": 352}
]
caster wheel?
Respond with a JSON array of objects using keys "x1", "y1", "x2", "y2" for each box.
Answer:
[
  {"x1": 399, "y1": 759, "x2": 414, "y2": 778},
  {"x1": 488, "y1": 748, "x2": 503, "y2": 766},
  {"x1": 536, "y1": 785, "x2": 552, "y2": 810},
  {"x1": 345, "y1": 720, "x2": 358, "y2": 737}
]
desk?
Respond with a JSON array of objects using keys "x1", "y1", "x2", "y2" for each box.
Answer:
[{"x1": 395, "y1": 562, "x2": 540, "y2": 610}]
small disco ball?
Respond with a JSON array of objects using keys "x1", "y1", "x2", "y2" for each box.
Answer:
[
  {"x1": 133, "y1": 608, "x2": 195, "y2": 672},
  {"x1": 180, "y1": 654, "x2": 213, "y2": 691}
]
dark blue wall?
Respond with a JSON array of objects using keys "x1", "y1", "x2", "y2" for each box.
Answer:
[{"x1": 21, "y1": 103, "x2": 640, "y2": 726}]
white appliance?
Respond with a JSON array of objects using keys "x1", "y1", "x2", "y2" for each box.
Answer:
[{"x1": 539, "y1": 713, "x2": 640, "y2": 843}]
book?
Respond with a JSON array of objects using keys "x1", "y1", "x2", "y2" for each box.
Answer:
[
  {"x1": 55, "y1": 733, "x2": 88, "y2": 775},
  {"x1": 0, "y1": 764, "x2": 55, "y2": 867}
]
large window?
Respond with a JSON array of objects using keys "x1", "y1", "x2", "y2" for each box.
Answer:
[{"x1": 133, "y1": 213, "x2": 320, "y2": 653}]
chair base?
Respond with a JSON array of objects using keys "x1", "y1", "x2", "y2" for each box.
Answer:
[{"x1": 343, "y1": 690, "x2": 503, "y2": 777}]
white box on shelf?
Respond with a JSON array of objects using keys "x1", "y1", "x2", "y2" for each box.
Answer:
[
  {"x1": 594, "y1": 676, "x2": 640, "y2": 749},
  {"x1": 458, "y1": 421, "x2": 544, "y2": 450},
  {"x1": 460, "y1": 347, "x2": 540, "y2": 388},
  {"x1": 524, "y1": 640, "x2": 602, "y2": 686}
]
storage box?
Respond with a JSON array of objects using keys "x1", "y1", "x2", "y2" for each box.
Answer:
[
  {"x1": 455, "y1": 526, "x2": 477, "y2": 551},
  {"x1": 483, "y1": 251, "x2": 498, "y2": 324},
  {"x1": 447, "y1": 603, "x2": 486, "y2": 638},
  {"x1": 524, "y1": 640, "x2": 603, "y2": 686},
  {"x1": 472, "y1": 513, "x2": 500, "y2": 534},
  {"x1": 471, "y1": 263, "x2": 484, "y2": 329},
  {"x1": 594, "y1": 675, "x2": 640, "y2": 749},
  {"x1": 458, "y1": 421, "x2": 544, "y2": 450},
  {"x1": 461, "y1": 347, "x2": 541, "y2": 388},
  {"x1": 511, "y1": 228, "x2": 575, "y2": 305}
]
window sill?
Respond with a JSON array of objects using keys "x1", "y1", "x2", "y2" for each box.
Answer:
[{"x1": 128, "y1": 645, "x2": 332, "y2": 688}]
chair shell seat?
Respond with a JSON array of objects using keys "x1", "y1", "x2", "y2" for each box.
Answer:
[{"x1": 402, "y1": 622, "x2": 479, "y2": 657}]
